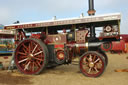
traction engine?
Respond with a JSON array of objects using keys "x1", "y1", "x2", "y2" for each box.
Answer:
[{"x1": 4, "y1": 0, "x2": 121, "y2": 77}]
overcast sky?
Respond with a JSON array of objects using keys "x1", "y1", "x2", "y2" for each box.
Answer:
[{"x1": 0, "y1": 0, "x2": 128, "y2": 34}]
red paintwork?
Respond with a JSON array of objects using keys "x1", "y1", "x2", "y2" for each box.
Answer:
[
  {"x1": 110, "y1": 34, "x2": 128, "y2": 53},
  {"x1": 5, "y1": 24, "x2": 37, "y2": 29},
  {"x1": 54, "y1": 44, "x2": 64, "y2": 48},
  {"x1": 125, "y1": 43, "x2": 128, "y2": 52},
  {"x1": 99, "y1": 35, "x2": 120, "y2": 41},
  {"x1": 56, "y1": 50, "x2": 65, "y2": 60},
  {"x1": 14, "y1": 30, "x2": 27, "y2": 45},
  {"x1": 120, "y1": 34, "x2": 128, "y2": 42},
  {"x1": 111, "y1": 40, "x2": 125, "y2": 52},
  {"x1": 30, "y1": 34, "x2": 41, "y2": 39},
  {"x1": 46, "y1": 34, "x2": 67, "y2": 44}
]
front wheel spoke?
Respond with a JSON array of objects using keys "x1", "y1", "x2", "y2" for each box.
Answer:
[
  {"x1": 82, "y1": 60, "x2": 88, "y2": 66},
  {"x1": 94, "y1": 66, "x2": 99, "y2": 73},
  {"x1": 24, "y1": 61, "x2": 31, "y2": 70},
  {"x1": 93, "y1": 55, "x2": 96, "y2": 62},
  {"x1": 34, "y1": 51, "x2": 43, "y2": 56},
  {"x1": 18, "y1": 58, "x2": 28, "y2": 63},
  {"x1": 88, "y1": 68, "x2": 92, "y2": 73},
  {"x1": 89, "y1": 54, "x2": 93, "y2": 61},
  {"x1": 86, "y1": 57, "x2": 90, "y2": 62},
  {"x1": 94, "y1": 58, "x2": 100, "y2": 64}
]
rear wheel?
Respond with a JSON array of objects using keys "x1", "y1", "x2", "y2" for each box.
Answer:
[
  {"x1": 14, "y1": 38, "x2": 48, "y2": 75},
  {"x1": 79, "y1": 51, "x2": 106, "y2": 77}
]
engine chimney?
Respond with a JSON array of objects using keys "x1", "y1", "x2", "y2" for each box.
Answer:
[
  {"x1": 88, "y1": 0, "x2": 96, "y2": 42},
  {"x1": 88, "y1": 0, "x2": 96, "y2": 16}
]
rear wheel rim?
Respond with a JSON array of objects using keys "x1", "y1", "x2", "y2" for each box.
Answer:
[
  {"x1": 80, "y1": 52, "x2": 105, "y2": 77},
  {"x1": 15, "y1": 39, "x2": 46, "y2": 74}
]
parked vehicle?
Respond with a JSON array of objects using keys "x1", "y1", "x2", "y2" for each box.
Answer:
[
  {"x1": 111, "y1": 40, "x2": 125, "y2": 53},
  {"x1": 4, "y1": 0, "x2": 121, "y2": 77},
  {"x1": 110, "y1": 34, "x2": 128, "y2": 53}
]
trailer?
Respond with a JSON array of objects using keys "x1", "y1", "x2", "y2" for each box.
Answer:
[
  {"x1": 111, "y1": 40, "x2": 125, "y2": 53},
  {"x1": 4, "y1": 0, "x2": 121, "y2": 77},
  {"x1": 110, "y1": 35, "x2": 128, "y2": 53}
]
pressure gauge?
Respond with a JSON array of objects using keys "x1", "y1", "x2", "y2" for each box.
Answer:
[{"x1": 104, "y1": 25, "x2": 112, "y2": 32}]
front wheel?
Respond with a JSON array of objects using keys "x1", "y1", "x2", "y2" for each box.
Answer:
[
  {"x1": 79, "y1": 51, "x2": 106, "y2": 77},
  {"x1": 98, "y1": 50, "x2": 108, "y2": 66}
]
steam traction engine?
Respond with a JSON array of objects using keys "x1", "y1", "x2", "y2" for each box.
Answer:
[{"x1": 4, "y1": 0, "x2": 121, "y2": 77}]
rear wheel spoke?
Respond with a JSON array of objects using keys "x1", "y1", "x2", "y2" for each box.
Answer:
[
  {"x1": 21, "y1": 56, "x2": 28, "y2": 58},
  {"x1": 33, "y1": 57, "x2": 44, "y2": 61},
  {"x1": 18, "y1": 52, "x2": 27, "y2": 56},
  {"x1": 24, "y1": 61, "x2": 30, "y2": 70},
  {"x1": 34, "y1": 61, "x2": 39, "y2": 68},
  {"x1": 34, "y1": 51, "x2": 43, "y2": 56},
  {"x1": 18, "y1": 58, "x2": 28, "y2": 63},
  {"x1": 32, "y1": 62, "x2": 35, "y2": 72},
  {"x1": 32, "y1": 45, "x2": 38, "y2": 54},
  {"x1": 22, "y1": 44, "x2": 28, "y2": 51},
  {"x1": 36, "y1": 61, "x2": 41, "y2": 67},
  {"x1": 28, "y1": 43, "x2": 31, "y2": 53},
  {"x1": 23, "y1": 48, "x2": 27, "y2": 53}
]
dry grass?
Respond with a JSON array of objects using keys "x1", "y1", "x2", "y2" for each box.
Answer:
[{"x1": 0, "y1": 53, "x2": 128, "y2": 85}]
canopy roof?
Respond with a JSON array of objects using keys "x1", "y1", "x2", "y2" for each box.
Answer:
[{"x1": 4, "y1": 13, "x2": 121, "y2": 30}]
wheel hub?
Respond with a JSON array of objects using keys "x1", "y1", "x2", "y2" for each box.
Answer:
[
  {"x1": 58, "y1": 53, "x2": 64, "y2": 59},
  {"x1": 28, "y1": 54, "x2": 34, "y2": 60},
  {"x1": 89, "y1": 62, "x2": 94, "y2": 68},
  {"x1": 29, "y1": 54, "x2": 34, "y2": 57}
]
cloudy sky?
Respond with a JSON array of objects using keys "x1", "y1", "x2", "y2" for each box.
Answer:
[{"x1": 0, "y1": 0, "x2": 128, "y2": 34}]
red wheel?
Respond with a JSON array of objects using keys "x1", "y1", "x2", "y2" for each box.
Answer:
[
  {"x1": 54, "y1": 50, "x2": 66, "y2": 64},
  {"x1": 79, "y1": 51, "x2": 106, "y2": 77},
  {"x1": 14, "y1": 38, "x2": 48, "y2": 75}
]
